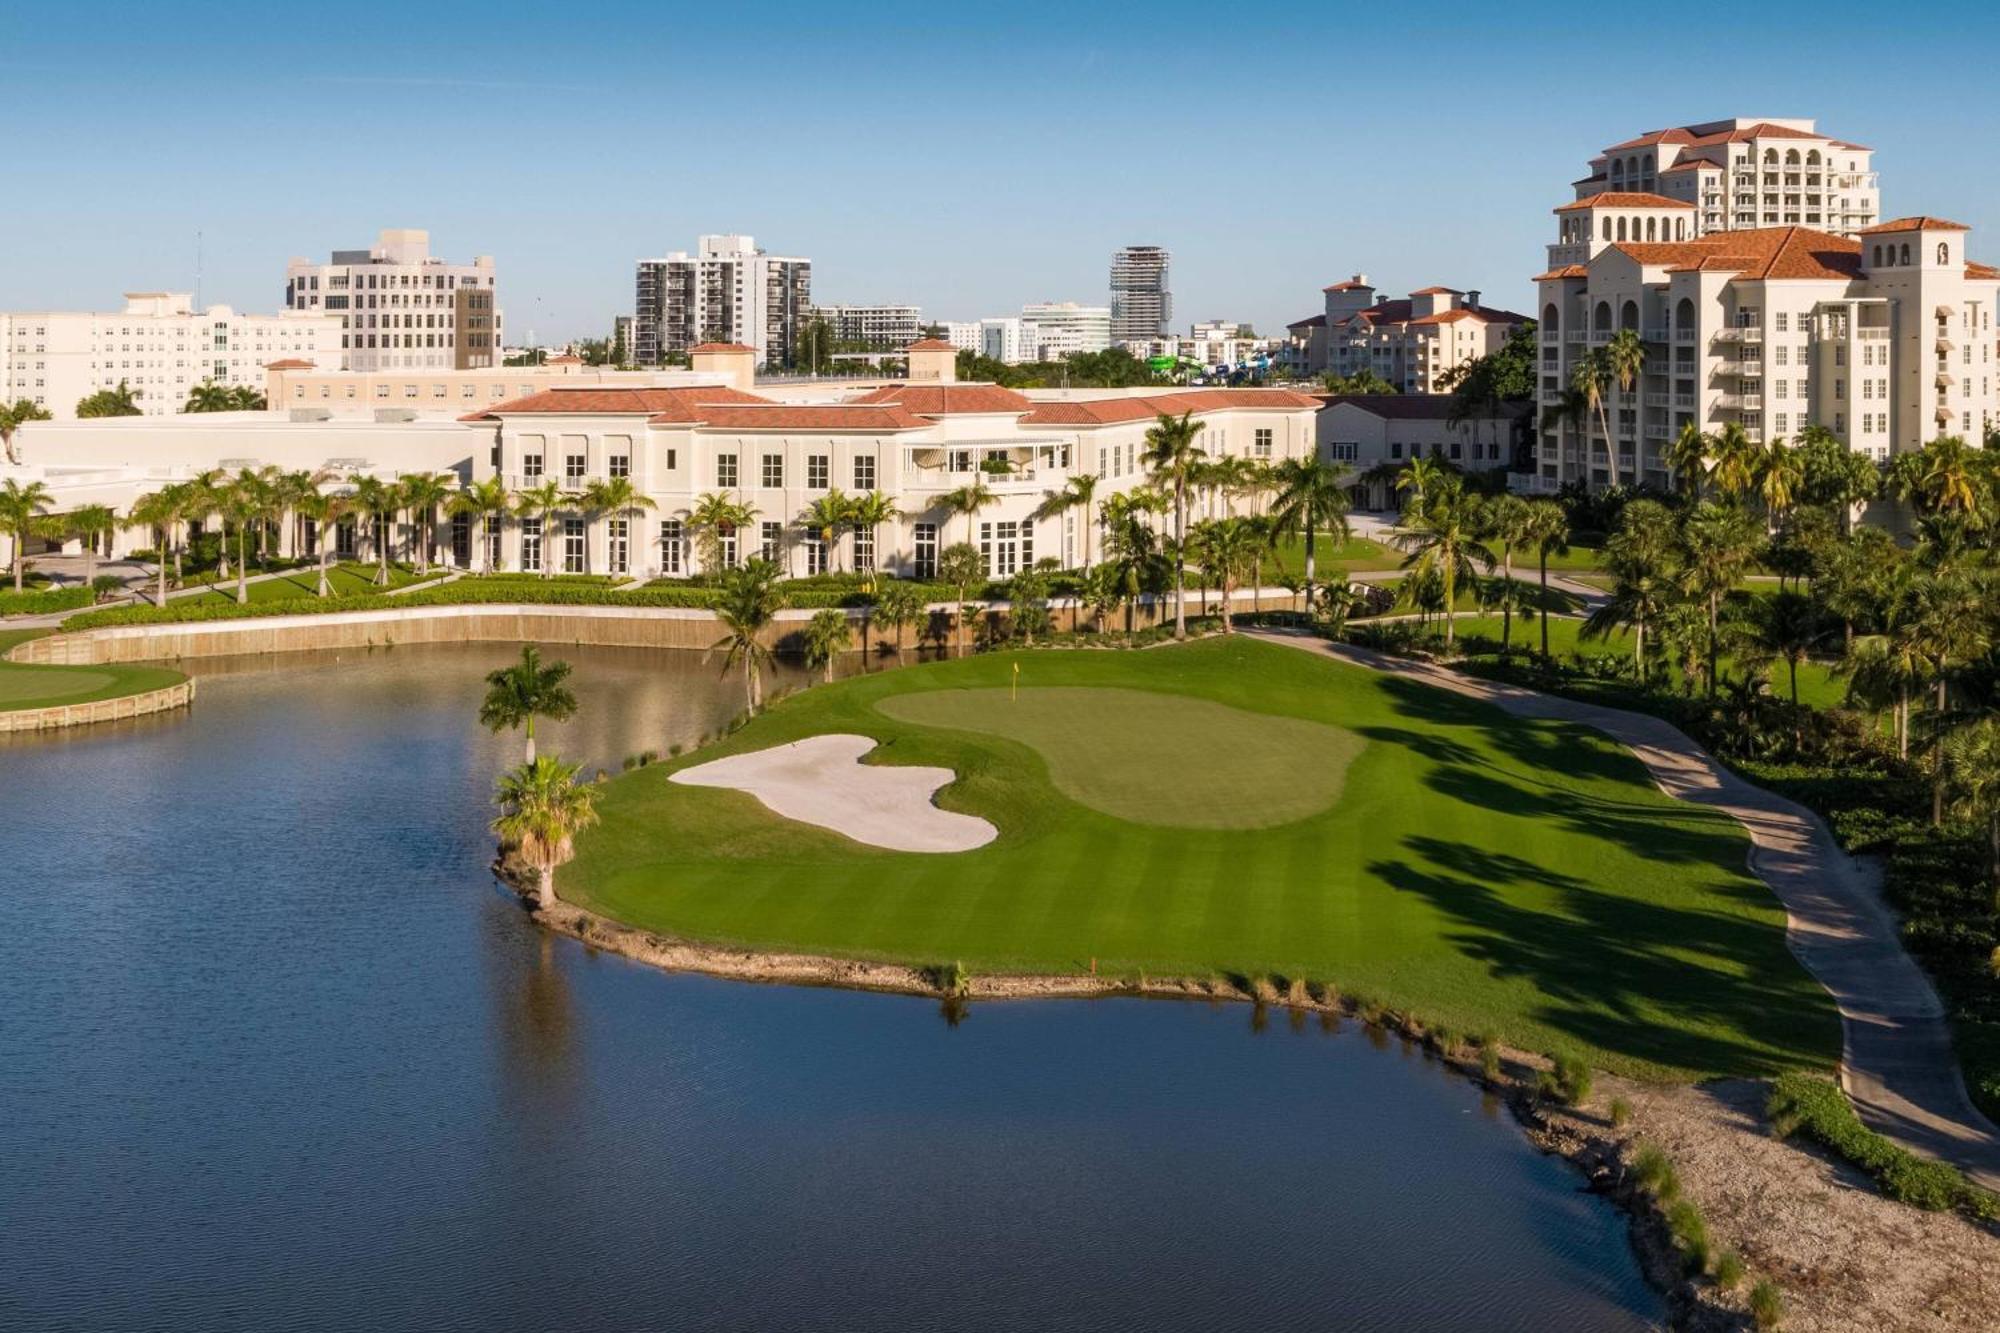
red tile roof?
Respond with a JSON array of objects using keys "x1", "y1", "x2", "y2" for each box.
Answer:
[
  {"x1": 459, "y1": 385, "x2": 772, "y2": 422},
  {"x1": 1608, "y1": 226, "x2": 1862, "y2": 282},
  {"x1": 265, "y1": 358, "x2": 316, "y2": 370},
  {"x1": 1967, "y1": 262, "x2": 2000, "y2": 280},
  {"x1": 1287, "y1": 314, "x2": 1328, "y2": 329},
  {"x1": 1659, "y1": 161, "x2": 1716, "y2": 174},
  {"x1": 1859, "y1": 216, "x2": 1970, "y2": 234},
  {"x1": 1556, "y1": 192, "x2": 1695, "y2": 212},
  {"x1": 1533, "y1": 265, "x2": 1589, "y2": 281},
  {"x1": 1322, "y1": 279, "x2": 1373, "y2": 292},
  {"x1": 1605, "y1": 128, "x2": 1697, "y2": 150},
  {"x1": 1407, "y1": 306, "x2": 1530, "y2": 327},
  {"x1": 680, "y1": 404, "x2": 932, "y2": 431},
  {"x1": 1018, "y1": 388, "x2": 1319, "y2": 427},
  {"x1": 689, "y1": 341, "x2": 757, "y2": 354},
  {"x1": 1409, "y1": 285, "x2": 1462, "y2": 296},
  {"x1": 847, "y1": 383, "x2": 1035, "y2": 415},
  {"x1": 903, "y1": 338, "x2": 958, "y2": 352}
]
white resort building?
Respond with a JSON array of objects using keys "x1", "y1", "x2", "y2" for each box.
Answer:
[
  {"x1": 1533, "y1": 202, "x2": 2000, "y2": 491},
  {"x1": 1575, "y1": 118, "x2": 1881, "y2": 239},
  {"x1": 1, "y1": 293, "x2": 342, "y2": 418},
  {"x1": 5, "y1": 342, "x2": 1320, "y2": 581},
  {"x1": 1286, "y1": 278, "x2": 1529, "y2": 391}
]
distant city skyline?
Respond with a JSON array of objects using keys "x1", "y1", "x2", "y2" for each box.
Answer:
[{"x1": 4, "y1": 2, "x2": 1998, "y2": 342}]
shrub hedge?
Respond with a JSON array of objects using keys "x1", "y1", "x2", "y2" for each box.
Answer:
[
  {"x1": 1767, "y1": 1072, "x2": 2000, "y2": 1219},
  {"x1": 1, "y1": 586, "x2": 95, "y2": 617}
]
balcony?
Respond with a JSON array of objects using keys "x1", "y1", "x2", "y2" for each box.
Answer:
[
  {"x1": 1645, "y1": 422, "x2": 1671, "y2": 440},
  {"x1": 1712, "y1": 327, "x2": 1742, "y2": 342},
  {"x1": 1674, "y1": 393, "x2": 1696, "y2": 409},
  {"x1": 1566, "y1": 327, "x2": 1592, "y2": 344},
  {"x1": 1675, "y1": 329, "x2": 1697, "y2": 343},
  {"x1": 1643, "y1": 326, "x2": 1670, "y2": 342},
  {"x1": 1644, "y1": 392, "x2": 1671, "y2": 407}
]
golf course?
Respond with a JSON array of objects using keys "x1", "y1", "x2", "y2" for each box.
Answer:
[{"x1": 565, "y1": 635, "x2": 1839, "y2": 1083}]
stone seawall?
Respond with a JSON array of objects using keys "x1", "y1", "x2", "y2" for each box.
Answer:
[
  {"x1": 0, "y1": 679, "x2": 196, "y2": 732},
  {"x1": 8, "y1": 592, "x2": 1303, "y2": 667}
]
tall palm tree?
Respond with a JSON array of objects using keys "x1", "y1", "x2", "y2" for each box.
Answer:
[
  {"x1": 1908, "y1": 573, "x2": 1991, "y2": 824},
  {"x1": 398, "y1": 472, "x2": 455, "y2": 576},
  {"x1": 1606, "y1": 329, "x2": 1646, "y2": 487},
  {"x1": 513, "y1": 479, "x2": 571, "y2": 579},
  {"x1": 125, "y1": 489, "x2": 178, "y2": 605},
  {"x1": 1751, "y1": 589, "x2": 1824, "y2": 706},
  {"x1": 1140, "y1": 410, "x2": 1208, "y2": 639},
  {"x1": 449, "y1": 477, "x2": 513, "y2": 574},
  {"x1": 581, "y1": 476, "x2": 656, "y2": 579},
  {"x1": 939, "y1": 479, "x2": 996, "y2": 546},
  {"x1": 1755, "y1": 438, "x2": 1804, "y2": 527},
  {"x1": 937, "y1": 541, "x2": 987, "y2": 656},
  {"x1": 1667, "y1": 421, "x2": 1711, "y2": 499},
  {"x1": 1521, "y1": 499, "x2": 1570, "y2": 659},
  {"x1": 479, "y1": 645, "x2": 579, "y2": 764},
  {"x1": 872, "y1": 578, "x2": 924, "y2": 655},
  {"x1": 347, "y1": 474, "x2": 400, "y2": 585},
  {"x1": 217, "y1": 475, "x2": 264, "y2": 604},
  {"x1": 294, "y1": 489, "x2": 352, "y2": 597},
  {"x1": 0, "y1": 478, "x2": 53, "y2": 592},
  {"x1": 1099, "y1": 493, "x2": 1163, "y2": 635},
  {"x1": 1395, "y1": 454, "x2": 1446, "y2": 522},
  {"x1": 802, "y1": 607, "x2": 853, "y2": 682},
  {"x1": 0, "y1": 398, "x2": 52, "y2": 466},
  {"x1": 1270, "y1": 455, "x2": 1352, "y2": 613},
  {"x1": 710, "y1": 559, "x2": 782, "y2": 710},
  {"x1": 492, "y1": 756, "x2": 600, "y2": 912},
  {"x1": 1479, "y1": 492, "x2": 1533, "y2": 653},
  {"x1": 1915, "y1": 435, "x2": 1981, "y2": 515},
  {"x1": 1048, "y1": 473, "x2": 1098, "y2": 569},
  {"x1": 1676, "y1": 501, "x2": 1762, "y2": 697},
  {"x1": 1945, "y1": 717, "x2": 2000, "y2": 907},
  {"x1": 798, "y1": 488, "x2": 854, "y2": 574},
  {"x1": 1391, "y1": 479, "x2": 1493, "y2": 645},
  {"x1": 1570, "y1": 348, "x2": 1615, "y2": 482},
  {"x1": 183, "y1": 381, "x2": 240, "y2": 414},
  {"x1": 845, "y1": 490, "x2": 899, "y2": 587},
  {"x1": 64, "y1": 503, "x2": 117, "y2": 588},
  {"x1": 1192, "y1": 516, "x2": 1255, "y2": 633}
]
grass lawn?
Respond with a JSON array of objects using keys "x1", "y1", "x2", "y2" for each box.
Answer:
[
  {"x1": 1266, "y1": 532, "x2": 1399, "y2": 577},
  {"x1": 0, "y1": 627, "x2": 184, "y2": 710},
  {"x1": 565, "y1": 636, "x2": 1838, "y2": 1082},
  {"x1": 170, "y1": 561, "x2": 425, "y2": 605}
]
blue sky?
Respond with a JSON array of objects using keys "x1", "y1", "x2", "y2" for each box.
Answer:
[{"x1": 5, "y1": 1, "x2": 1998, "y2": 342}]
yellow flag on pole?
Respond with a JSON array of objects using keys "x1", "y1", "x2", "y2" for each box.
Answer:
[{"x1": 1012, "y1": 660, "x2": 1019, "y2": 702}]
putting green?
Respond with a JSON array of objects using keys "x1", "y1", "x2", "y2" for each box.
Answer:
[
  {"x1": 876, "y1": 686, "x2": 1361, "y2": 829},
  {"x1": 0, "y1": 667, "x2": 118, "y2": 706}
]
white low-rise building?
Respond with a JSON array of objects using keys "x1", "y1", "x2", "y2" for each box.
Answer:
[
  {"x1": 1317, "y1": 395, "x2": 1531, "y2": 508},
  {"x1": 1, "y1": 293, "x2": 342, "y2": 419}
]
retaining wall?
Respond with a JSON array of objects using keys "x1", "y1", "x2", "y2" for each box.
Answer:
[{"x1": 0, "y1": 679, "x2": 197, "y2": 732}]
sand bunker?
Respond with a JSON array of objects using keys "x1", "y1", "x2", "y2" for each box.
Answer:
[{"x1": 669, "y1": 734, "x2": 996, "y2": 853}]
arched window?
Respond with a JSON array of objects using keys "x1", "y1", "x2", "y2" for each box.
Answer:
[
  {"x1": 1900, "y1": 243, "x2": 1912, "y2": 266},
  {"x1": 1785, "y1": 149, "x2": 1800, "y2": 166},
  {"x1": 1543, "y1": 303, "x2": 1560, "y2": 330},
  {"x1": 1807, "y1": 150, "x2": 1822, "y2": 165},
  {"x1": 1620, "y1": 300, "x2": 1639, "y2": 331},
  {"x1": 1873, "y1": 245, "x2": 1883, "y2": 266},
  {"x1": 1763, "y1": 148, "x2": 1778, "y2": 164},
  {"x1": 1675, "y1": 218, "x2": 1686, "y2": 240},
  {"x1": 1675, "y1": 297, "x2": 1695, "y2": 333},
  {"x1": 1938, "y1": 242, "x2": 1951, "y2": 266},
  {"x1": 1603, "y1": 217, "x2": 1612, "y2": 241},
  {"x1": 1593, "y1": 300, "x2": 1612, "y2": 333},
  {"x1": 1616, "y1": 217, "x2": 1628, "y2": 241},
  {"x1": 1645, "y1": 217, "x2": 1657, "y2": 241}
]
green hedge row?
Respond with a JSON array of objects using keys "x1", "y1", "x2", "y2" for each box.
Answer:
[
  {"x1": 1, "y1": 586, "x2": 95, "y2": 617},
  {"x1": 1767, "y1": 1072, "x2": 2000, "y2": 1219}
]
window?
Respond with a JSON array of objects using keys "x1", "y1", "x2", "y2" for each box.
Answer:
[
  {"x1": 608, "y1": 452, "x2": 630, "y2": 479},
  {"x1": 716, "y1": 453, "x2": 738, "y2": 488},
  {"x1": 565, "y1": 451, "x2": 586, "y2": 484},
  {"x1": 1390, "y1": 442, "x2": 1403, "y2": 460},
  {"x1": 483, "y1": 515, "x2": 501, "y2": 571},
  {"x1": 1775, "y1": 313, "x2": 1789, "y2": 333},
  {"x1": 520, "y1": 516, "x2": 543, "y2": 572},
  {"x1": 660, "y1": 519, "x2": 684, "y2": 574},
  {"x1": 607, "y1": 517, "x2": 629, "y2": 574},
  {"x1": 914, "y1": 522, "x2": 938, "y2": 580},
  {"x1": 806, "y1": 537, "x2": 827, "y2": 575},
  {"x1": 761, "y1": 521, "x2": 782, "y2": 563},
  {"x1": 853, "y1": 525, "x2": 874, "y2": 572},
  {"x1": 807, "y1": 454, "x2": 830, "y2": 488},
  {"x1": 522, "y1": 449, "x2": 543, "y2": 480},
  {"x1": 853, "y1": 454, "x2": 876, "y2": 490},
  {"x1": 562, "y1": 517, "x2": 585, "y2": 573},
  {"x1": 979, "y1": 520, "x2": 1032, "y2": 577},
  {"x1": 1254, "y1": 428, "x2": 1273, "y2": 458},
  {"x1": 762, "y1": 453, "x2": 784, "y2": 488},
  {"x1": 1329, "y1": 441, "x2": 1358, "y2": 462}
]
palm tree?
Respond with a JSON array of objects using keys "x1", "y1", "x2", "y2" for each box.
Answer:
[
  {"x1": 939, "y1": 479, "x2": 996, "y2": 546},
  {"x1": 217, "y1": 474, "x2": 264, "y2": 604},
  {"x1": 1707, "y1": 422, "x2": 1761, "y2": 502},
  {"x1": 1521, "y1": 499, "x2": 1570, "y2": 659},
  {"x1": 0, "y1": 398, "x2": 52, "y2": 466},
  {"x1": 1192, "y1": 517, "x2": 1255, "y2": 633},
  {"x1": 1756, "y1": 438, "x2": 1805, "y2": 526},
  {"x1": 1141, "y1": 410, "x2": 1208, "y2": 639},
  {"x1": 1606, "y1": 329, "x2": 1646, "y2": 487},
  {"x1": 492, "y1": 756, "x2": 600, "y2": 912},
  {"x1": 872, "y1": 578, "x2": 924, "y2": 655},
  {"x1": 0, "y1": 478, "x2": 53, "y2": 592},
  {"x1": 294, "y1": 489, "x2": 352, "y2": 597},
  {"x1": 802, "y1": 607, "x2": 853, "y2": 682},
  {"x1": 847, "y1": 490, "x2": 900, "y2": 587},
  {"x1": 513, "y1": 479, "x2": 570, "y2": 579},
  {"x1": 1391, "y1": 479, "x2": 1492, "y2": 645},
  {"x1": 1478, "y1": 493, "x2": 1533, "y2": 653},
  {"x1": 347, "y1": 474, "x2": 401, "y2": 584},
  {"x1": 1908, "y1": 573, "x2": 1991, "y2": 825},
  {"x1": 1667, "y1": 422, "x2": 1711, "y2": 498},
  {"x1": 1080, "y1": 561, "x2": 1122, "y2": 634},
  {"x1": 710, "y1": 559, "x2": 782, "y2": 710},
  {"x1": 479, "y1": 645, "x2": 579, "y2": 764},
  {"x1": 581, "y1": 476, "x2": 656, "y2": 579},
  {"x1": 1915, "y1": 435, "x2": 1981, "y2": 515},
  {"x1": 449, "y1": 477, "x2": 513, "y2": 574},
  {"x1": 75, "y1": 381, "x2": 140, "y2": 419},
  {"x1": 1395, "y1": 454, "x2": 1446, "y2": 522},
  {"x1": 688, "y1": 491, "x2": 756, "y2": 576},
  {"x1": 1046, "y1": 473, "x2": 1098, "y2": 569},
  {"x1": 183, "y1": 381, "x2": 239, "y2": 414},
  {"x1": 1570, "y1": 348, "x2": 1614, "y2": 482},
  {"x1": 1100, "y1": 496, "x2": 1165, "y2": 635},
  {"x1": 63, "y1": 503, "x2": 117, "y2": 587},
  {"x1": 125, "y1": 489, "x2": 178, "y2": 605},
  {"x1": 398, "y1": 472, "x2": 455, "y2": 576},
  {"x1": 1270, "y1": 455, "x2": 1351, "y2": 614},
  {"x1": 937, "y1": 541, "x2": 986, "y2": 656},
  {"x1": 1751, "y1": 589, "x2": 1824, "y2": 707},
  {"x1": 1676, "y1": 501, "x2": 1763, "y2": 697},
  {"x1": 798, "y1": 488, "x2": 854, "y2": 574}
]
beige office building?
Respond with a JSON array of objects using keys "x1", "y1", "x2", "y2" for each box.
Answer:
[{"x1": 284, "y1": 228, "x2": 502, "y2": 373}]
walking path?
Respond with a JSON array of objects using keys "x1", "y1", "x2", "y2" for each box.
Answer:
[{"x1": 1252, "y1": 629, "x2": 2000, "y2": 1190}]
